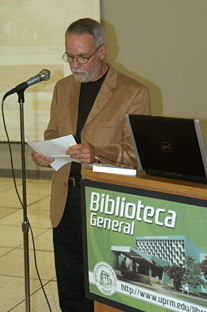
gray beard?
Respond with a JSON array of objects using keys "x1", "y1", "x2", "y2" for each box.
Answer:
[{"x1": 72, "y1": 62, "x2": 101, "y2": 83}]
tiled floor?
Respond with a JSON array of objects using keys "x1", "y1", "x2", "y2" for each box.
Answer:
[{"x1": 0, "y1": 177, "x2": 61, "y2": 312}]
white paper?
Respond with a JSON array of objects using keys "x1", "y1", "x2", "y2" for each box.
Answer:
[
  {"x1": 93, "y1": 163, "x2": 137, "y2": 176},
  {"x1": 27, "y1": 135, "x2": 79, "y2": 171}
]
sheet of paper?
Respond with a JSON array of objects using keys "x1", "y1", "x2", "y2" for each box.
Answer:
[{"x1": 27, "y1": 135, "x2": 79, "y2": 171}]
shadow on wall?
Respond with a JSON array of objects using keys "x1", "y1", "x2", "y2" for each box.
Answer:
[{"x1": 101, "y1": 20, "x2": 163, "y2": 116}]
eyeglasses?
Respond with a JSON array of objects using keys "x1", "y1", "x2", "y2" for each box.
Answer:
[{"x1": 62, "y1": 44, "x2": 103, "y2": 64}]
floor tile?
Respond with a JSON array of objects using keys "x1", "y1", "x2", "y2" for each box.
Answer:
[
  {"x1": 0, "y1": 177, "x2": 22, "y2": 193},
  {"x1": 0, "y1": 224, "x2": 49, "y2": 248},
  {"x1": 28, "y1": 228, "x2": 54, "y2": 252},
  {"x1": 0, "y1": 246, "x2": 13, "y2": 257},
  {"x1": 0, "y1": 224, "x2": 27, "y2": 248},
  {"x1": 9, "y1": 280, "x2": 60, "y2": 312},
  {"x1": 0, "y1": 207, "x2": 20, "y2": 220},
  {"x1": 0, "y1": 209, "x2": 51, "y2": 229},
  {"x1": 0, "y1": 276, "x2": 59, "y2": 312},
  {"x1": 19, "y1": 179, "x2": 52, "y2": 196},
  {"x1": 0, "y1": 248, "x2": 56, "y2": 280},
  {"x1": 0, "y1": 275, "x2": 28, "y2": 312},
  {"x1": 0, "y1": 188, "x2": 49, "y2": 209},
  {"x1": 28, "y1": 196, "x2": 50, "y2": 211}
]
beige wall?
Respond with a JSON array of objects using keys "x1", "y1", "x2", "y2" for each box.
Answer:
[{"x1": 100, "y1": 0, "x2": 207, "y2": 142}]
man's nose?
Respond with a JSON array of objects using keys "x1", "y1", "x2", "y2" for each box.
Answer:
[{"x1": 71, "y1": 57, "x2": 81, "y2": 68}]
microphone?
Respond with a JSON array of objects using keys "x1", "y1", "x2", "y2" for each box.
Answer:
[{"x1": 3, "y1": 69, "x2": 51, "y2": 100}]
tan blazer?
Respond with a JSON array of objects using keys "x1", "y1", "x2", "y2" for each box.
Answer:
[{"x1": 44, "y1": 64, "x2": 151, "y2": 227}]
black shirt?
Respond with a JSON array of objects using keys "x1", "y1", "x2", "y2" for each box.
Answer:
[{"x1": 70, "y1": 72, "x2": 107, "y2": 175}]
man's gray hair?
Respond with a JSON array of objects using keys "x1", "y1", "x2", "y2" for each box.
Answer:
[{"x1": 65, "y1": 18, "x2": 105, "y2": 48}]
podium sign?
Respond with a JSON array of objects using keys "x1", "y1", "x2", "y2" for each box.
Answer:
[{"x1": 81, "y1": 179, "x2": 207, "y2": 312}]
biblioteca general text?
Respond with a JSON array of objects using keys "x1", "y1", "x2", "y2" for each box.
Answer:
[{"x1": 89, "y1": 192, "x2": 176, "y2": 236}]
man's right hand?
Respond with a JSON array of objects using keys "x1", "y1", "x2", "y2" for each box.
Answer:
[{"x1": 31, "y1": 151, "x2": 54, "y2": 167}]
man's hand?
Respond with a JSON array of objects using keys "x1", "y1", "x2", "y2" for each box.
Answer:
[
  {"x1": 66, "y1": 143, "x2": 98, "y2": 164},
  {"x1": 31, "y1": 151, "x2": 54, "y2": 167}
]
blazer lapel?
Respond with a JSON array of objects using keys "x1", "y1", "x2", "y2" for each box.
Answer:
[{"x1": 66, "y1": 78, "x2": 80, "y2": 134}]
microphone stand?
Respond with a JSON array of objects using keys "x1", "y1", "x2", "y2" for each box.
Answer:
[
  {"x1": 3, "y1": 70, "x2": 51, "y2": 311},
  {"x1": 18, "y1": 90, "x2": 31, "y2": 312}
]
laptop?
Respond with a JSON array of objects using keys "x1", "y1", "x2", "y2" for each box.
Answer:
[{"x1": 126, "y1": 114, "x2": 207, "y2": 183}]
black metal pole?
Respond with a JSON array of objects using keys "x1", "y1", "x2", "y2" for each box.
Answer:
[{"x1": 18, "y1": 90, "x2": 31, "y2": 312}]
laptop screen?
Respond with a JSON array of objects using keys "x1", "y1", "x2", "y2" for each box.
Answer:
[{"x1": 126, "y1": 114, "x2": 207, "y2": 183}]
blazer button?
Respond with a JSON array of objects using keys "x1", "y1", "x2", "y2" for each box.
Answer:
[{"x1": 64, "y1": 182, "x2": 67, "y2": 187}]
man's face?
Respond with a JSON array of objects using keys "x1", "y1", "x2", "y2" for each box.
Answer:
[{"x1": 65, "y1": 33, "x2": 103, "y2": 83}]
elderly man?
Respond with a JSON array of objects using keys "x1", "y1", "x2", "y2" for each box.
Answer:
[{"x1": 32, "y1": 18, "x2": 151, "y2": 312}]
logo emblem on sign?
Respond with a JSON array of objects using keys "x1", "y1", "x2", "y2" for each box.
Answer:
[{"x1": 93, "y1": 262, "x2": 117, "y2": 296}]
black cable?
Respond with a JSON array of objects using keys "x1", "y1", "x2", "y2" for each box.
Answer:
[
  {"x1": 2, "y1": 98, "x2": 52, "y2": 311},
  {"x1": 29, "y1": 222, "x2": 52, "y2": 311}
]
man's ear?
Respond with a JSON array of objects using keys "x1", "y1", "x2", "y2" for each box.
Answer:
[{"x1": 99, "y1": 44, "x2": 108, "y2": 60}]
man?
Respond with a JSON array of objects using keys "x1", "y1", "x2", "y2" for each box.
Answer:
[{"x1": 32, "y1": 18, "x2": 151, "y2": 312}]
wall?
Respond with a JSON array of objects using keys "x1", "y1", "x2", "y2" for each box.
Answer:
[{"x1": 100, "y1": 0, "x2": 207, "y2": 142}]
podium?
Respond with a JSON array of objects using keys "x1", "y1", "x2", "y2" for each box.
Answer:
[{"x1": 81, "y1": 168, "x2": 207, "y2": 312}]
